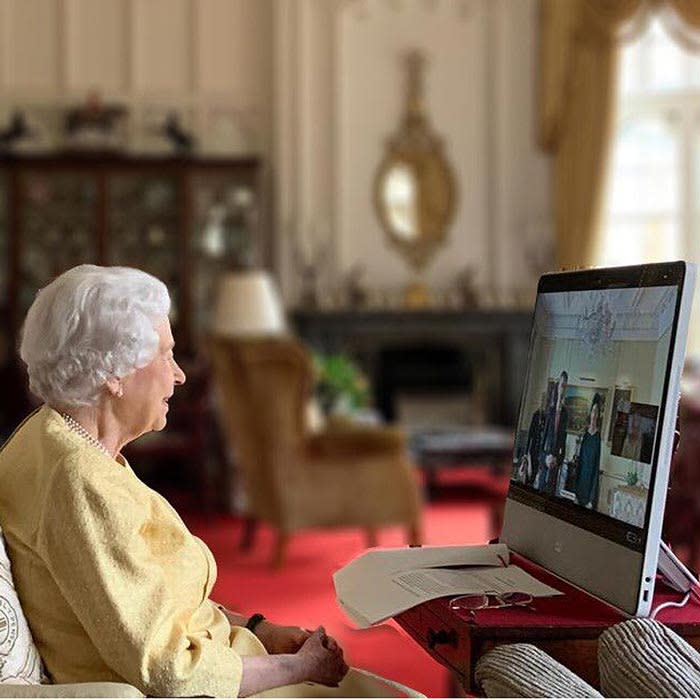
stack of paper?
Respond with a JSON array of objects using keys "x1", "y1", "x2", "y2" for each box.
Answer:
[{"x1": 333, "y1": 543, "x2": 562, "y2": 628}]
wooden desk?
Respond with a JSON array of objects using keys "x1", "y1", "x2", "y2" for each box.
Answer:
[{"x1": 394, "y1": 555, "x2": 700, "y2": 694}]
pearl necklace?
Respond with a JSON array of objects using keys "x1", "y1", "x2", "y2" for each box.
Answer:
[{"x1": 61, "y1": 413, "x2": 112, "y2": 458}]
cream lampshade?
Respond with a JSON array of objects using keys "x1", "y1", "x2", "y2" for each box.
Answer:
[{"x1": 212, "y1": 270, "x2": 287, "y2": 337}]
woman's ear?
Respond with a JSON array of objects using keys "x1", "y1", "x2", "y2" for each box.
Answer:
[{"x1": 105, "y1": 377, "x2": 123, "y2": 398}]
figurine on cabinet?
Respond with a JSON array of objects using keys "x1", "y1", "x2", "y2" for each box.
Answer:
[
  {"x1": 0, "y1": 111, "x2": 37, "y2": 152},
  {"x1": 161, "y1": 112, "x2": 196, "y2": 154},
  {"x1": 64, "y1": 90, "x2": 127, "y2": 151}
]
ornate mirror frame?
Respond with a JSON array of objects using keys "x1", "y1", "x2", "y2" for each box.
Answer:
[{"x1": 373, "y1": 50, "x2": 457, "y2": 272}]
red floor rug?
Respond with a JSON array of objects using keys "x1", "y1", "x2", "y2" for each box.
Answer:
[{"x1": 183, "y1": 469, "x2": 508, "y2": 697}]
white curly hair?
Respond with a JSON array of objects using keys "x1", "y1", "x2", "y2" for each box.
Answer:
[{"x1": 20, "y1": 264, "x2": 171, "y2": 407}]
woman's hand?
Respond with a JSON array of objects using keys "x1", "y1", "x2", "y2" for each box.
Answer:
[
  {"x1": 216, "y1": 605, "x2": 338, "y2": 658},
  {"x1": 255, "y1": 620, "x2": 311, "y2": 654},
  {"x1": 295, "y1": 626, "x2": 349, "y2": 687},
  {"x1": 238, "y1": 628, "x2": 348, "y2": 696}
]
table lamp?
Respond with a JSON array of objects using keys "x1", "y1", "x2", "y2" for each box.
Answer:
[{"x1": 212, "y1": 269, "x2": 287, "y2": 337}]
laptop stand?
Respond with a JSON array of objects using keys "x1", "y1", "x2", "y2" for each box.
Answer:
[{"x1": 658, "y1": 540, "x2": 700, "y2": 594}]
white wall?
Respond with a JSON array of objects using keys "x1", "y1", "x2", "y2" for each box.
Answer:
[{"x1": 275, "y1": 0, "x2": 552, "y2": 305}]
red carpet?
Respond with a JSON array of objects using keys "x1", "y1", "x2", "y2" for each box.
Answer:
[{"x1": 182, "y1": 469, "x2": 508, "y2": 698}]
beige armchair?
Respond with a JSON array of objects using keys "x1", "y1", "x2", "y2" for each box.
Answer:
[{"x1": 209, "y1": 336, "x2": 422, "y2": 567}]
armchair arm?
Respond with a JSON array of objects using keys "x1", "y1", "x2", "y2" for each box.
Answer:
[
  {"x1": 306, "y1": 425, "x2": 406, "y2": 459},
  {"x1": 0, "y1": 683, "x2": 143, "y2": 698}
]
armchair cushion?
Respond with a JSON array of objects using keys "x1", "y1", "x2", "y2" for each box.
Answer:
[
  {"x1": 260, "y1": 667, "x2": 425, "y2": 698},
  {"x1": 475, "y1": 643, "x2": 602, "y2": 698},
  {"x1": 599, "y1": 618, "x2": 700, "y2": 697},
  {"x1": 0, "y1": 528, "x2": 46, "y2": 685}
]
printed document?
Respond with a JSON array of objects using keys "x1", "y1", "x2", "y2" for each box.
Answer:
[{"x1": 334, "y1": 544, "x2": 561, "y2": 627}]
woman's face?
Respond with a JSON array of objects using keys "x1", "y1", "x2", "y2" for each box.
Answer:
[
  {"x1": 590, "y1": 403, "x2": 599, "y2": 430},
  {"x1": 117, "y1": 319, "x2": 186, "y2": 437}
]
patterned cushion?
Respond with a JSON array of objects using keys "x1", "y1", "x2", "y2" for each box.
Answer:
[
  {"x1": 599, "y1": 618, "x2": 700, "y2": 698},
  {"x1": 0, "y1": 528, "x2": 45, "y2": 684},
  {"x1": 475, "y1": 643, "x2": 602, "y2": 698}
]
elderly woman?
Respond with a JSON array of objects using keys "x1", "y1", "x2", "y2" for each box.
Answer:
[{"x1": 0, "y1": 265, "x2": 348, "y2": 697}]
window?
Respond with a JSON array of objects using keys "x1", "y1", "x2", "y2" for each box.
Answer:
[{"x1": 597, "y1": 19, "x2": 700, "y2": 352}]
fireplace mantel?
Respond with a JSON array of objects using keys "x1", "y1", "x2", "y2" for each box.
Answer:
[{"x1": 290, "y1": 308, "x2": 533, "y2": 426}]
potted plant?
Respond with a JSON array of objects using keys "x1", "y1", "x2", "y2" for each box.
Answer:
[{"x1": 312, "y1": 352, "x2": 370, "y2": 416}]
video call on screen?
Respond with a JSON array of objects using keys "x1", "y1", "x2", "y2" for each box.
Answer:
[{"x1": 512, "y1": 285, "x2": 678, "y2": 531}]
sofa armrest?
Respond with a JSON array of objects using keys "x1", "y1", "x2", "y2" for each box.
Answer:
[{"x1": 0, "y1": 683, "x2": 143, "y2": 698}]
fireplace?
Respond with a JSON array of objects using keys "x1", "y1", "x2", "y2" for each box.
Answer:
[
  {"x1": 292, "y1": 309, "x2": 532, "y2": 428},
  {"x1": 375, "y1": 343, "x2": 474, "y2": 426}
]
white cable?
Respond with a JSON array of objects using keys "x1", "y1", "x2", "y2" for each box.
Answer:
[{"x1": 650, "y1": 591, "x2": 691, "y2": 620}]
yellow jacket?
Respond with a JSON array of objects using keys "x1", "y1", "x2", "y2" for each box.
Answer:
[{"x1": 0, "y1": 405, "x2": 264, "y2": 697}]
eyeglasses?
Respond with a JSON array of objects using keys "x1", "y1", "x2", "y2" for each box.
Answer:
[{"x1": 449, "y1": 591, "x2": 534, "y2": 615}]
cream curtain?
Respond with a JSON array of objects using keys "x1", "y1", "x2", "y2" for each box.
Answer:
[{"x1": 539, "y1": 0, "x2": 700, "y2": 269}]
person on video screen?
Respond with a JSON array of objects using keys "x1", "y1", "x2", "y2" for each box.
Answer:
[
  {"x1": 524, "y1": 387, "x2": 552, "y2": 489},
  {"x1": 621, "y1": 412, "x2": 643, "y2": 461},
  {"x1": 541, "y1": 371, "x2": 568, "y2": 495},
  {"x1": 575, "y1": 393, "x2": 602, "y2": 509}
]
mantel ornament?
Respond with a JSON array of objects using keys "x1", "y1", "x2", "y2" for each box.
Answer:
[{"x1": 373, "y1": 49, "x2": 456, "y2": 272}]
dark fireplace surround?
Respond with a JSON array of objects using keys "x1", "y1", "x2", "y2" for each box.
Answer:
[
  {"x1": 292, "y1": 309, "x2": 532, "y2": 427},
  {"x1": 375, "y1": 344, "x2": 473, "y2": 423}
]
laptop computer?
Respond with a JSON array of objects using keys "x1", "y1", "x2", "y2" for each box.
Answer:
[{"x1": 500, "y1": 261, "x2": 696, "y2": 616}]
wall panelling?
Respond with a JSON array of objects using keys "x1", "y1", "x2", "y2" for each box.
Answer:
[
  {"x1": 1, "y1": 0, "x2": 60, "y2": 92},
  {"x1": 0, "y1": 0, "x2": 273, "y2": 157},
  {"x1": 133, "y1": 0, "x2": 192, "y2": 94}
]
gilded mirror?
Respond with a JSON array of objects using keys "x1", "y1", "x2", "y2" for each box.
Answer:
[{"x1": 374, "y1": 50, "x2": 456, "y2": 272}]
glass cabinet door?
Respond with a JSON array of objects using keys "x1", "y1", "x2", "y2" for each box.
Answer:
[
  {"x1": 190, "y1": 170, "x2": 259, "y2": 336},
  {"x1": 9, "y1": 160, "x2": 261, "y2": 360},
  {"x1": 19, "y1": 172, "x2": 98, "y2": 318},
  {"x1": 107, "y1": 173, "x2": 181, "y2": 321}
]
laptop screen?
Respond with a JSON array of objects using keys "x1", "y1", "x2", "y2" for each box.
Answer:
[{"x1": 509, "y1": 270, "x2": 682, "y2": 551}]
